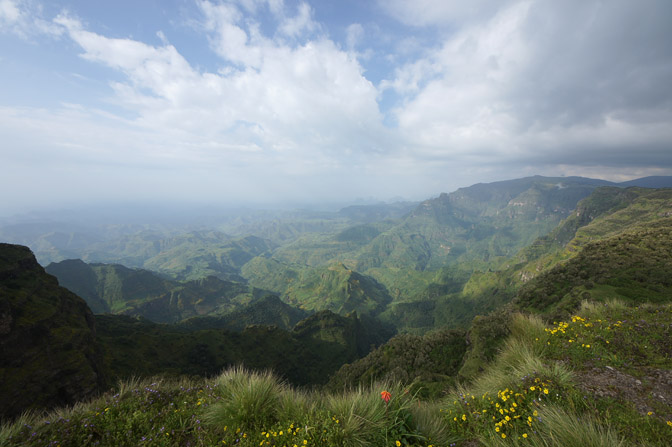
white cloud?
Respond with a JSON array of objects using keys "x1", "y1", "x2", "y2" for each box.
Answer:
[
  {"x1": 0, "y1": 0, "x2": 21, "y2": 23},
  {"x1": 384, "y1": 0, "x2": 672, "y2": 171},
  {"x1": 378, "y1": 0, "x2": 515, "y2": 27},
  {"x1": 0, "y1": 0, "x2": 62, "y2": 37},
  {"x1": 37, "y1": 2, "x2": 389, "y2": 203},
  {"x1": 386, "y1": 1, "x2": 529, "y2": 155},
  {"x1": 2, "y1": 0, "x2": 671, "y2": 213},
  {"x1": 198, "y1": 0, "x2": 263, "y2": 67}
]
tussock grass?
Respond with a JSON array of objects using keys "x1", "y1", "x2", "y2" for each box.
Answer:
[
  {"x1": 326, "y1": 388, "x2": 387, "y2": 446},
  {"x1": 411, "y1": 400, "x2": 460, "y2": 446},
  {"x1": 206, "y1": 366, "x2": 285, "y2": 431},
  {"x1": 276, "y1": 387, "x2": 319, "y2": 424},
  {"x1": 508, "y1": 313, "x2": 548, "y2": 347},
  {"x1": 115, "y1": 375, "x2": 145, "y2": 399},
  {"x1": 0, "y1": 411, "x2": 39, "y2": 447},
  {"x1": 534, "y1": 405, "x2": 624, "y2": 447},
  {"x1": 466, "y1": 316, "x2": 573, "y2": 400},
  {"x1": 478, "y1": 405, "x2": 624, "y2": 447},
  {"x1": 579, "y1": 298, "x2": 628, "y2": 319}
]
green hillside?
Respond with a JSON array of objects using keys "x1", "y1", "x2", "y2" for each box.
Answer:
[
  {"x1": 95, "y1": 308, "x2": 390, "y2": 387},
  {"x1": 515, "y1": 217, "x2": 672, "y2": 319},
  {"x1": 440, "y1": 187, "x2": 672, "y2": 329},
  {"x1": 243, "y1": 260, "x2": 393, "y2": 316},
  {"x1": 46, "y1": 259, "x2": 268, "y2": 323},
  {"x1": 328, "y1": 197, "x2": 672, "y2": 393},
  {"x1": 239, "y1": 176, "x2": 616, "y2": 330},
  {"x1": 177, "y1": 294, "x2": 310, "y2": 332},
  {"x1": 3, "y1": 179, "x2": 672, "y2": 445},
  {"x1": 0, "y1": 244, "x2": 394, "y2": 420},
  {"x1": 418, "y1": 187, "x2": 672, "y2": 330},
  {"x1": 356, "y1": 176, "x2": 611, "y2": 272}
]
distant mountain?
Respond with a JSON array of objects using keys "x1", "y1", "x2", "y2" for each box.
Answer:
[
  {"x1": 337, "y1": 201, "x2": 418, "y2": 223},
  {"x1": 46, "y1": 259, "x2": 269, "y2": 323},
  {"x1": 141, "y1": 233, "x2": 276, "y2": 281},
  {"x1": 370, "y1": 175, "x2": 613, "y2": 267},
  {"x1": 618, "y1": 175, "x2": 672, "y2": 188},
  {"x1": 6, "y1": 174, "x2": 672, "y2": 336},
  {"x1": 456, "y1": 186, "x2": 672, "y2": 316},
  {"x1": 0, "y1": 244, "x2": 107, "y2": 419},
  {"x1": 243, "y1": 260, "x2": 393, "y2": 317},
  {"x1": 239, "y1": 176, "x2": 633, "y2": 331},
  {"x1": 375, "y1": 185, "x2": 672, "y2": 333}
]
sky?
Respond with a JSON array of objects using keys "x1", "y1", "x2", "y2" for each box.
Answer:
[{"x1": 1, "y1": 0, "x2": 671, "y2": 215}]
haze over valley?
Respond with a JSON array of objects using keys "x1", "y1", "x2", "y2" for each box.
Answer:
[{"x1": 2, "y1": 1, "x2": 672, "y2": 446}]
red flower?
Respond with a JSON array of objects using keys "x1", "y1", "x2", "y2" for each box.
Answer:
[{"x1": 381, "y1": 390, "x2": 391, "y2": 403}]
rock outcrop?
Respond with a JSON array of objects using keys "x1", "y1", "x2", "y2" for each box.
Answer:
[{"x1": 0, "y1": 243, "x2": 107, "y2": 420}]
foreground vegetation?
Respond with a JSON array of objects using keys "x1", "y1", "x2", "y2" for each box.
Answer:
[{"x1": 4, "y1": 300, "x2": 671, "y2": 446}]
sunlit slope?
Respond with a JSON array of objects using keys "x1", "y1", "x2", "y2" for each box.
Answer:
[
  {"x1": 242, "y1": 259, "x2": 392, "y2": 316},
  {"x1": 242, "y1": 176, "x2": 612, "y2": 326},
  {"x1": 461, "y1": 187, "x2": 672, "y2": 319},
  {"x1": 141, "y1": 233, "x2": 276, "y2": 281},
  {"x1": 515, "y1": 217, "x2": 672, "y2": 318},
  {"x1": 355, "y1": 176, "x2": 611, "y2": 273},
  {"x1": 21, "y1": 227, "x2": 277, "y2": 282}
]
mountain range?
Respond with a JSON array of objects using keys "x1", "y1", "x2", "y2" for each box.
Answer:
[{"x1": 1, "y1": 174, "x2": 672, "y2": 426}]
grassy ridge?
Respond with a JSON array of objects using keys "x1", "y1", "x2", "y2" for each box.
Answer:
[
  {"x1": 515, "y1": 217, "x2": 672, "y2": 319},
  {"x1": 450, "y1": 187, "x2": 672, "y2": 325},
  {"x1": 5, "y1": 301, "x2": 672, "y2": 446}
]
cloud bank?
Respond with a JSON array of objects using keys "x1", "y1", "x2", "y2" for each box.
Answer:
[{"x1": 1, "y1": 0, "x2": 671, "y2": 214}]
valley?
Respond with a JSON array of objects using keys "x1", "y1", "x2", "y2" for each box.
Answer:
[{"x1": 1, "y1": 175, "x2": 672, "y2": 446}]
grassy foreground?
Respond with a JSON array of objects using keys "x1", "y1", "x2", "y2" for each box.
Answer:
[{"x1": 3, "y1": 301, "x2": 672, "y2": 446}]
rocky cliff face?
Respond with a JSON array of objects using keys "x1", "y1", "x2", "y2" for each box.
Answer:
[{"x1": 0, "y1": 243, "x2": 107, "y2": 420}]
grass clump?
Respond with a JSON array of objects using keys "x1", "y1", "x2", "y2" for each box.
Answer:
[
  {"x1": 478, "y1": 405, "x2": 624, "y2": 446},
  {"x1": 205, "y1": 366, "x2": 285, "y2": 431},
  {"x1": 443, "y1": 370, "x2": 566, "y2": 443},
  {"x1": 325, "y1": 383, "x2": 425, "y2": 446}
]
